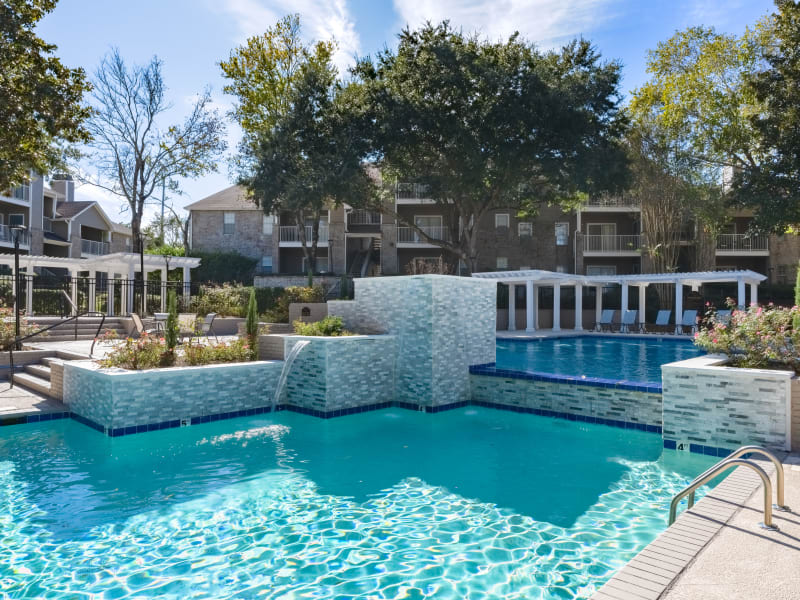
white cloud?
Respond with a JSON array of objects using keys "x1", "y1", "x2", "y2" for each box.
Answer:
[
  {"x1": 392, "y1": 0, "x2": 617, "y2": 48},
  {"x1": 212, "y1": 0, "x2": 361, "y2": 74}
]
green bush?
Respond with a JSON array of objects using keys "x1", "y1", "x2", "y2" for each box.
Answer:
[
  {"x1": 293, "y1": 315, "x2": 352, "y2": 336},
  {"x1": 99, "y1": 334, "x2": 173, "y2": 370},
  {"x1": 189, "y1": 251, "x2": 257, "y2": 284},
  {"x1": 164, "y1": 291, "x2": 179, "y2": 352},
  {"x1": 183, "y1": 338, "x2": 251, "y2": 365},
  {"x1": 265, "y1": 286, "x2": 325, "y2": 323},
  {"x1": 254, "y1": 286, "x2": 284, "y2": 314},
  {"x1": 192, "y1": 284, "x2": 285, "y2": 318}
]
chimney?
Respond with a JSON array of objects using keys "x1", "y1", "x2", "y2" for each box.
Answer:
[{"x1": 51, "y1": 173, "x2": 75, "y2": 203}]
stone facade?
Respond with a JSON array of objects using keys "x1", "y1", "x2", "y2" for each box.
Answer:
[
  {"x1": 190, "y1": 209, "x2": 273, "y2": 260},
  {"x1": 662, "y1": 355, "x2": 792, "y2": 452},
  {"x1": 329, "y1": 275, "x2": 496, "y2": 407}
]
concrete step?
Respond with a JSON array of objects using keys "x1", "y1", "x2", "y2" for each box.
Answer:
[
  {"x1": 13, "y1": 372, "x2": 51, "y2": 396},
  {"x1": 24, "y1": 364, "x2": 51, "y2": 381}
]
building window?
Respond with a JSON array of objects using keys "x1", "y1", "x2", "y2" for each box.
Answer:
[
  {"x1": 518, "y1": 222, "x2": 532, "y2": 237},
  {"x1": 555, "y1": 222, "x2": 569, "y2": 246},
  {"x1": 223, "y1": 212, "x2": 235, "y2": 235},
  {"x1": 262, "y1": 214, "x2": 275, "y2": 235},
  {"x1": 9, "y1": 214, "x2": 24, "y2": 228},
  {"x1": 586, "y1": 265, "x2": 616, "y2": 276},
  {"x1": 777, "y1": 264, "x2": 788, "y2": 285},
  {"x1": 587, "y1": 223, "x2": 616, "y2": 236},
  {"x1": 495, "y1": 213, "x2": 510, "y2": 229},
  {"x1": 496, "y1": 257, "x2": 508, "y2": 270},
  {"x1": 261, "y1": 256, "x2": 273, "y2": 273}
]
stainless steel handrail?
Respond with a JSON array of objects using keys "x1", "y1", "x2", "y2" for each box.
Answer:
[
  {"x1": 687, "y1": 445, "x2": 789, "y2": 511},
  {"x1": 669, "y1": 458, "x2": 778, "y2": 530}
]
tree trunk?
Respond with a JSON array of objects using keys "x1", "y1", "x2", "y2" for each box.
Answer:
[{"x1": 692, "y1": 225, "x2": 717, "y2": 272}]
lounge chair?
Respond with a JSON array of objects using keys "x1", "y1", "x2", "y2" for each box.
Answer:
[
  {"x1": 648, "y1": 310, "x2": 672, "y2": 333},
  {"x1": 595, "y1": 309, "x2": 616, "y2": 332},
  {"x1": 618, "y1": 309, "x2": 641, "y2": 333},
  {"x1": 679, "y1": 310, "x2": 698, "y2": 335},
  {"x1": 200, "y1": 312, "x2": 218, "y2": 341},
  {"x1": 714, "y1": 310, "x2": 732, "y2": 326},
  {"x1": 130, "y1": 313, "x2": 158, "y2": 337}
]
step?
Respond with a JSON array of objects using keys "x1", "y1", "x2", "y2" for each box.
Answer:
[
  {"x1": 13, "y1": 372, "x2": 51, "y2": 396},
  {"x1": 24, "y1": 364, "x2": 51, "y2": 381}
]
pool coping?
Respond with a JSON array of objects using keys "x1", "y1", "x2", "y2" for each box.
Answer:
[{"x1": 590, "y1": 456, "x2": 780, "y2": 600}]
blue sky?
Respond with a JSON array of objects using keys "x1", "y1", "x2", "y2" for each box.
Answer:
[{"x1": 37, "y1": 0, "x2": 775, "y2": 224}]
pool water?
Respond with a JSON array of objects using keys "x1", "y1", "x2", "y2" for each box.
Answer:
[
  {"x1": 496, "y1": 336, "x2": 706, "y2": 384},
  {"x1": 0, "y1": 408, "x2": 717, "y2": 599}
]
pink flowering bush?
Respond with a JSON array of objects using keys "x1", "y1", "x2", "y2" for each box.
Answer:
[{"x1": 694, "y1": 300, "x2": 800, "y2": 372}]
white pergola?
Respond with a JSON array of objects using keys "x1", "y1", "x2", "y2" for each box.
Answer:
[
  {"x1": 472, "y1": 269, "x2": 767, "y2": 334},
  {"x1": 0, "y1": 252, "x2": 201, "y2": 316}
]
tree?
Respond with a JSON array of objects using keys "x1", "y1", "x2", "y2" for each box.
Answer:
[
  {"x1": 0, "y1": 0, "x2": 92, "y2": 191},
  {"x1": 734, "y1": 1, "x2": 800, "y2": 231},
  {"x1": 85, "y1": 49, "x2": 227, "y2": 255},
  {"x1": 353, "y1": 23, "x2": 628, "y2": 273},
  {"x1": 142, "y1": 207, "x2": 190, "y2": 254},
  {"x1": 245, "y1": 288, "x2": 258, "y2": 360}
]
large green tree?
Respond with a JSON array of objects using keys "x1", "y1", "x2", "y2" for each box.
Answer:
[
  {"x1": 734, "y1": 0, "x2": 800, "y2": 231},
  {"x1": 354, "y1": 23, "x2": 628, "y2": 273},
  {"x1": 0, "y1": 0, "x2": 91, "y2": 191}
]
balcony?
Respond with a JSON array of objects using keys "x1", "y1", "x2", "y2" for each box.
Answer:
[
  {"x1": 43, "y1": 217, "x2": 53, "y2": 232},
  {"x1": 347, "y1": 210, "x2": 382, "y2": 227},
  {"x1": 395, "y1": 183, "x2": 436, "y2": 204},
  {"x1": 0, "y1": 224, "x2": 30, "y2": 247},
  {"x1": 582, "y1": 234, "x2": 641, "y2": 255},
  {"x1": 1, "y1": 185, "x2": 30, "y2": 205},
  {"x1": 81, "y1": 239, "x2": 110, "y2": 255},
  {"x1": 583, "y1": 195, "x2": 640, "y2": 211},
  {"x1": 716, "y1": 234, "x2": 769, "y2": 255},
  {"x1": 397, "y1": 226, "x2": 450, "y2": 246},
  {"x1": 279, "y1": 225, "x2": 329, "y2": 246}
]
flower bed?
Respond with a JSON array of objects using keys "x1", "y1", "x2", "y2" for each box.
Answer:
[{"x1": 98, "y1": 333, "x2": 253, "y2": 370}]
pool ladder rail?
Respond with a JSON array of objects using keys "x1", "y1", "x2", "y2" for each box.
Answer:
[{"x1": 668, "y1": 445, "x2": 790, "y2": 531}]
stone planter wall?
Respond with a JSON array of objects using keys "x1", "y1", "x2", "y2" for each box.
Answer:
[
  {"x1": 662, "y1": 355, "x2": 793, "y2": 453},
  {"x1": 288, "y1": 303, "x2": 328, "y2": 324}
]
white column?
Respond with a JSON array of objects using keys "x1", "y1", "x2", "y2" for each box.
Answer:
[
  {"x1": 749, "y1": 282, "x2": 758, "y2": 306},
  {"x1": 638, "y1": 284, "x2": 646, "y2": 326},
  {"x1": 88, "y1": 270, "x2": 97, "y2": 313},
  {"x1": 108, "y1": 277, "x2": 115, "y2": 316},
  {"x1": 674, "y1": 282, "x2": 683, "y2": 334},
  {"x1": 160, "y1": 267, "x2": 168, "y2": 313},
  {"x1": 574, "y1": 283, "x2": 583, "y2": 330},
  {"x1": 553, "y1": 283, "x2": 561, "y2": 331},
  {"x1": 595, "y1": 285, "x2": 603, "y2": 327},
  {"x1": 182, "y1": 266, "x2": 191, "y2": 306},
  {"x1": 25, "y1": 272, "x2": 33, "y2": 316},
  {"x1": 621, "y1": 282, "x2": 629, "y2": 314},
  {"x1": 525, "y1": 280, "x2": 535, "y2": 332},
  {"x1": 507, "y1": 284, "x2": 516, "y2": 331},
  {"x1": 737, "y1": 278, "x2": 746, "y2": 308},
  {"x1": 126, "y1": 264, "x2": 135, "y2": 315},
  {"x1": 70, "y1": 272, "x2": 78, "y2": 316}
]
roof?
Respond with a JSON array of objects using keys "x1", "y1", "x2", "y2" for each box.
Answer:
[
  {"x1": 184, "y1": 185, "x2": 260, "y2": 211},
  {"x1": 43, "y1": 232, "x2": 70, "y2": 245},
  {"x1": 55, "y1": 201, "x2": 95, "y2": 219},
  {"x1": 43, "y1": 186, "x2": 65, "y2": 199},
  {"x1": 0, "y1": 252, "x2": 201, "y2": 271},
  {"x1": 112, "y1": 222, "x2": 132, "y2": 235},
  {"x1": 472, "y1": 269, "x2": 767, "y2": 286}
]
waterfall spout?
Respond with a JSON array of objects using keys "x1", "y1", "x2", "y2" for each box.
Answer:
[{"x1": 272, "y1": 340, "x2": 310, "y2": 411}]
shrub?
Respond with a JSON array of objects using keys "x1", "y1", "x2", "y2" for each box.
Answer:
[
  {"x1": 164, "y1": 291, "x2": 179, "y2": 353},
  {"x1": 0, "y1": 308, "x2": 43, "y2": 347},
  {"x1": 189, "y1": 251, "x2": 258, "y2": 284},
  {"x1": 193, "y1": 283, "x2": 249, "y2": 317},
  {"x1": 694, "y1": 301, "x2": 800, "y2": 372},
  {"x1": 183, "y1": 338, "x2": 251, "y2": 365},
  {"x1": 265, "y1": 286, "x2": 324, "y2": 323},
  {"x1": 293, "y1": 315, "x2": 352, "y2": 336},
  {"x1": 99, "y1": 334, "x2": 173, "y2": 370},
  {"x1": 245, "y1": 288, "x2": 258, "y2": 360}
]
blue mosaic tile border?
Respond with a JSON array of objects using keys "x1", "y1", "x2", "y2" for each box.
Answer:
[
  {"x1": 469, "y1": 363, "x2": 663, "y2": 393},
  {"x1": 0, "y1": 411, "x2": 70, "y2": 427},
  {"x1": 663, "y1": 438, "x2": 734, "y2": 457},
  {"x1": 502, "y1": 334, "x2": 695, "y2": 344}
]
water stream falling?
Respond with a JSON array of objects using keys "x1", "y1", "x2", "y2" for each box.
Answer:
[{"x1": 272, "y1": 340, "x2": 310, "y2": 411}]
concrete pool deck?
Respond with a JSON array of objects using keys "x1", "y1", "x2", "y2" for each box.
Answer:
[{"x1": 593, "y1": 453, "x2": 800, "y2": 600}]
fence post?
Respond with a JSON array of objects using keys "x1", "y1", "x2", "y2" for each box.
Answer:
[
  {"x1": 160, "y1": 267, "x2": 167, "y2": 313},
  {"x1": 182, "y1": 266, "x2": 191, "y2": 308},
  {"x1": 25, "y1": 274, "x2": 33, "y2": 316}
]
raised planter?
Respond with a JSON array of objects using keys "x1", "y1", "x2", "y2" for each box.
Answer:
[
  {"x1": 63, "y1": 360, "x2": 283, "y2": 436},
  {"x1": 662, "y1": 355, "x2": 794, "y2": 453},
  {"x1": 288, "y1": 302, "x2": 328, "y2": 324}
]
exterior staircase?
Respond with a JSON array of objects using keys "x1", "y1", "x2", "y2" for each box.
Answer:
[
  {"x1": 30, "y1": 316, "x2": 128, "y2": 342},
  {"x1": 12, "y1": 350, "x2": 89, "y2": 397}
]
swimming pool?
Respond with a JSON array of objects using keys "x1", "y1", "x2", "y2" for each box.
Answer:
[
  {"x1": 496, "y1": 336, "x2": 706, "y2": 384},
  {"x1": 0, "y1": 407, "x2": 716, "y2": 599}
]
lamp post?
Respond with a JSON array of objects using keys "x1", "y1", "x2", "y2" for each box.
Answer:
[{"x1": 11, "y1": 226, "x2": 26, "y2": 350}]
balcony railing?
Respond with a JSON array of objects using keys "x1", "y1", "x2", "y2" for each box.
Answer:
[
  {"x1": 396, "y1": 183, "x2": 431, "y2": 201},
  {"x1": 397, "y1": 226, "x2": 450, "y2": 244},
  {"x1": 2, "y1": 185, "x2": 30, "y2": 203},
  {"x1": 279, "y1": 225, "x2": 329, "y2": 243},
  {"x1": 81, "y1": 239, "x2": 110, "y2": 255},
  {"x1": 582, "y1": 234, "x2": 641, "y2": 253},
  {"x1": 43, "y1": 217, "x2": 53, "y2": 232},
  {"x1": 0, "y1": 224, "x2": 30, "y2": 246},
  {"x1": 347, "y1": 210, "x2": 381, "y2": 226},
  {"x1": 585, "y1": 195, "x2": 640, "y2": 208},
  {"x1": 716, "y1": 234, "x2": 768, "y2": 252}
]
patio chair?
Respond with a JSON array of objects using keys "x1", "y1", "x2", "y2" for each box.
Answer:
[
  {"x1": 648, "y1": 310, "x2": 672, "y2": 333},
  {"x1": 618, "y1": 309, "x2": 641, "y2": 333},
  {"x1": 679, "y1": 310, "x2": 698, "y2": 335},
  {"x1": 200, "y1": 312, "x2": 218, "y2": 341},
  {"x1": 130, "y1": 313, "x2": 158, "y2": 337},
  {"x1": 595, "y1": 309, "x2": 616, "y2": 332},
  {"x1": 714, "y1": 309, "x2": 732, "y2": 326}
]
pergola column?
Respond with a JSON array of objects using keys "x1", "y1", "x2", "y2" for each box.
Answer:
[
  {"x1": 574, "y1": 283, "x2": 583, "y2": 330},
  {"x1": 621, "y1": 282, "x2": 629, "y2": 315},
  {"x1": 108, "y1": 277, "x2": 116, "y2": 316},
  {"x1": 750, "y1": 282, "x2": 758, "y2": 306},
  {"x1": 507, "y1": 284, "x2": 516, "y2": 330},
  {"x1": 553, "y1": 283, "x2": 561, "y2": 331},
  {"x1": 675, "y1": 281, "x2": 684, "y2": 334},
  {"x1": 88, "y1": 270, "x2": 97, "y2": 313},
  {"x1": 737, "y1": 278, "x2": 746, "y2": 308},
  {"x1": 69, "y1": 271, "x2": 78, "y2": 316},
  {"x1": 638, "y1": 284, "x2": 646, "y2": 326},
  {"x1": 525, "y1": 280, "x2": 535, "y2": 332},
  {"x1": 160, "y1": 267, "x2": 168, "y2": 313},
  {"x1": 595, "y1": 285, "x2": 603, "y2": 327},
  {"x1": 126, "y1": 264, "x2": 135, "y2": 315},
  {"x1": 182, "y1": 266, "x2": 191, "y2": 307},
  {"x1": 25, "y1": 271, "x2": 33, "y2": 316}
]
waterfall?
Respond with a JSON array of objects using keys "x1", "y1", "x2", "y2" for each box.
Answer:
[{"x1": 272, "y1": 340, "x2": 310, "y2": 411}]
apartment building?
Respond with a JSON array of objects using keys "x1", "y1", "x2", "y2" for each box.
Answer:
[
  {"x1": 0, "y1": 174, "x2": 132, "y2": 262},
  {"x1": 187, "y1": 183, "x2": 799, "y2": 283}
]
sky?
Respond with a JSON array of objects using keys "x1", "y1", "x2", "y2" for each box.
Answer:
[{"x1": 37, "y1": 0, "x2": 776, "y2": 226}]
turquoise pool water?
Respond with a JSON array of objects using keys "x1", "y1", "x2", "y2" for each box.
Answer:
[
  {"x1": 0, "y1": 408, "x2": 716, "y2": 599},
  {"x1": 496, "y1": 337, "x2": 706, "y2": 384}
]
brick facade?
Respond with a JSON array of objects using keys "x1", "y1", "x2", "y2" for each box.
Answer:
[{"x1": 190, "y1": 209, "x2": 273, "y2": 260}]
